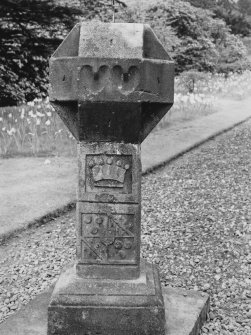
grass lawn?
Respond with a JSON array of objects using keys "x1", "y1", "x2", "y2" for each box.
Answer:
[{"x1": 0, "y1": 157, "x2": 76, "y2": 238}]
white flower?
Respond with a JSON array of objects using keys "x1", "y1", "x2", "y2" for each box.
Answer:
[
  {"x1": 2, "y1": 127, "x2": 6, "y2": 131},
  {"x1": 28, "y1": 110, "x2": 36, "y2": 118},
  {"x1": 7, "y1": 127, "x2": 16, "y2": 135},
  {"x1": 68, "y1": 131, "x2": 75, "y2": 139},
  {"x1": 45, "y1": 97, "x2": 49, "y2": 104},
  {"x1": 180, "y1": 95, "x2": 189, "y2": 103},
  {"x1": 36, "y1": 112, "x2": 44, "y2": 117},
  {"x1": 46, "y1": 111, "x2": 52, "y2": 117},
  {"x1": 8, "y1": 113, "x2": 12, "y2": 118},
  {"x1": 174, "y1": 93, "x2": 182, "y2": 103},
  {"x1": 44, "y1": 159, "x2": 51, "y2": 165},
  {"x1": 27, "y1": 101, "x2": 34, "y2": 107},
  {"x1": 45, "y1": 120, "x2": 51, "y2": 126},
  {"x1": 188, "y1": 94, "x2": 195, "y2": 104},
  {"x1": 0, "y1": 117, "x2": 3, "y2": 122},
  {"x1": 36, "y1": 119, "x2": 41, "y2": 125},
  {"x1": 20, "y1": 108, "x2": 25, "y2": 119}
]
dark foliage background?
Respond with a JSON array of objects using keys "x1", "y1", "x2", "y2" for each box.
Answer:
[
  {"x1": 185, "y1": 0, "x2": 251, "y2": 35},
  {"x1": 0, "y1": 0, "x2": 250, "y2": 106},
  {"x1": 0, "y1": 0, "x2": 81, "y2": 106},
  {"x1": 117, "y1": 0, "x2": 250, "y2": 73}
]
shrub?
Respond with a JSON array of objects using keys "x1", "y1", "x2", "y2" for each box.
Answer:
[
  {"x1": 238, "y1": 0, "x2": 251, "y2": 16},
  {"x1": 0, "y1": 0, "x2": 127, "y2": 107},
  {"x1": 79, "y1": 0, "x2": 127, "y2": 21},
  {"x1": 142, "y1": 0, "x2": 249, "y2": 73},
  {"x1": 184, "y1": 0, "x2": 251, "y2": 36},
  {"x1": 0, "y1": 0, "x2": 82, "y2": 107}
]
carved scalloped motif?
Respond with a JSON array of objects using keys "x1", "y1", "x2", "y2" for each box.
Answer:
[{"x1": 79, "y1": 65, "x2": 140, "y2": 94}]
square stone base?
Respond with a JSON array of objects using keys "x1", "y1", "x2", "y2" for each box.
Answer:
[
  {"x1": 0, "y1": 283, "x2": 210, "y2": 335},
  {"x1": 48, "y1": 261, "x2": 166, "y2": 335}
]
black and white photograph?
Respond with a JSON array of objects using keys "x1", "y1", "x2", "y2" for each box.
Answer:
[{"x1": 0, "y1": 0, "x2": 250, "y2": 334}]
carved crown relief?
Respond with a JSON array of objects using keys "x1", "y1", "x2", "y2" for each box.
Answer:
[
  {"x1": 89, "y1": 157, "x2": 130, "y2": 187},
  {"x1": 79, "y1": 65, "x2": 140, "y2": 94},
  {"x1": 85, "y1": 155, "x2": 132, "y2": 194}
]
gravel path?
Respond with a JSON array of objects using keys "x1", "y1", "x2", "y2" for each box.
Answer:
[{"x1": 0, "y1": 119, "x2": 250, "y2": 334}]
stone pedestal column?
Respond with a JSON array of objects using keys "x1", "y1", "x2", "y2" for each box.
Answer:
[
  {"x1": 76, "y1": 141, "x2": 141, "y2": 280},
  {"x1": 47, "y1": 22, "x2": 174, "y2": 335}
]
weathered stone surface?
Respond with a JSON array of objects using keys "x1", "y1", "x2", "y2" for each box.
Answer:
[
  {"x1": 165, "y1": 287, "x2": 210, "y2": 335},
  {"x1": 78, "y1": 142, "x2": 141, "y2": 203},
  {"x1": 50, "y1": 22, "x2": 174, "y2": 111},
  {"x1": 76, "y1": 141, "x2": 141, "y2": 280},
  {"x1": 50, "y1": 58, "x2": 174, "y2": 103},
  {"x1": 78, "y1": 22, "x2": 145, "y2": 59},
  {"x1": 52, "y1": 22, "x2": 172, "y2": 61},
  {"x1": 0, "y1": 286, "x2": 210, "y2": 335},
  {"x1": 76, "y1": 202, "x2": 141, "y2": 279},
  {"x1": 45, "y1": 20, "x2": 208, "y2": 335},
  {"x1": 49, "y1": 22, "x2": 174, "y2": 143},
  {"x1": 47, "y1": 261, "x2": 166, "y2": 335}
]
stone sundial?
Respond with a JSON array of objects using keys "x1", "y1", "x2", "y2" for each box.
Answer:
[{"x1": 46, "y1": 21, "x2": 207, "y2": 335}]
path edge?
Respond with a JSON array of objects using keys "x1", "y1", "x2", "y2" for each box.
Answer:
[{"x1": 1, "y1": 115, "x2": 250, "y2": 244}]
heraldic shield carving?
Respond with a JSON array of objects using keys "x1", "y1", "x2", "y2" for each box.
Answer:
[{"x1": 81, "y1": 212, "x2": 135, "y2": 264}]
